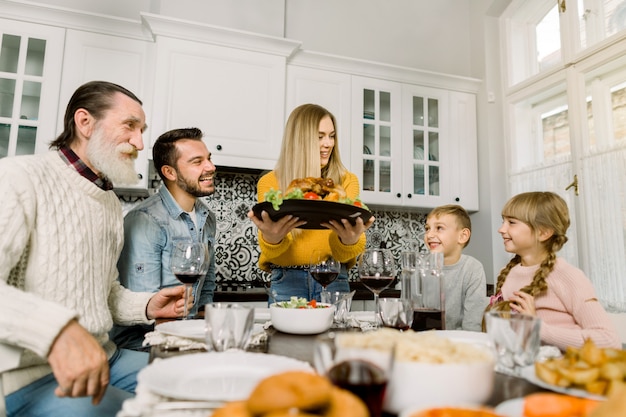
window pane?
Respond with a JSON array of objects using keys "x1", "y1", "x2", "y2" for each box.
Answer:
[
  {"x1": 380, "y1": 160, "x2": 391, "y2": 192},
  {"x1": 428, "y1": 132, "x2": 439, "y2": 162},
  {"x1": 414, "y1": 163, "x2": 424, "y2": 195},
  {"x1": 364, "y1": 89, "x2": 375, "y2": 120},
  {"x1": 380, "y1": 91, "x2": 391, "y2": 122},
  {"x1": 25, "y1": 37, "x2": 46, "y2": 77},
  {"x1": 506, "y1": 1, "x2": 562, "y2": 86},
  {"x1": 429, "y1": 165, "x2": 440, "y2": 196},
  {"x1": 542, "y1": 106, "x2": 571, "y2": 160},
  {"x1": 0, "y1": 34, "x2": 20, "y2": 73},
  {"x1": 21, "y1": 81, "x2": 41, "y2": 121},
  {"x1": 413, "y1": 96, "x2": 424, "y2": 126},
  {"x1": 0, "y1": 123, "x2": 9, "y2": 158},
  {"x1": 611, "y1": 83, "x2": 626, "y2": 143},
  {"x1": 413, "y1": 129, "x2": 425, "y2": 160},
  {"x1": 380, "y1": 125, "x2": 390, "y2": 157},
  {"x1": 536, "y1": 5, "x2": 561, "y2": 72},
  {"x1": 0, "y1": 78, "x2": 16, "y2": 118},
  {"x1": 16, "y1": 125, "x2": 36, "y2": 155},
  {"x1": 606, "y1": 0, "x2": 626, "y2": 37},
  {"x1": 428, "y1": 98, "x2": 439, "y2": 127}
]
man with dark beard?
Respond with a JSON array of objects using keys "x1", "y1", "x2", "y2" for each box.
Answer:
[
  {"x1": 0, "y1": 81, "x2": 190, "y2": 417},
  {"x1": 111, "y1": 127, "x2": 217, "y2": 351}
]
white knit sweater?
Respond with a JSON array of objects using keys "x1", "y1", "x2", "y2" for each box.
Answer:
[{"x1": 0, "y1": 151, "x2": 153, "y2": 394}]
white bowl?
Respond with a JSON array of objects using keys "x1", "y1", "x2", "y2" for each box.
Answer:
[
  {"x1": 383, "y1": 332, "x2": 496, "y2": 414},
  {"x1": 269, "y1": 303, "x2": 334, "y2": 335}
]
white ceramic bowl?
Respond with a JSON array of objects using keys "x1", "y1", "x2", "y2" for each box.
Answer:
[
  {"x1": 269, "y1": 303, "x2": 334, "y2": 335},
  {"x1": 383, "y1": 332, "x2": 496, "y2": 414}
]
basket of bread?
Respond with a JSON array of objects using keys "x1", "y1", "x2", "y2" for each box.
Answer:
[{"x1": 212, "y1": 370, "x2": 368, "y2": 417}]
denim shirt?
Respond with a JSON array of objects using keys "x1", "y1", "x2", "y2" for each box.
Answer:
[{"x1": 117, "y1": 185, "x2": 217, "y2": 316}]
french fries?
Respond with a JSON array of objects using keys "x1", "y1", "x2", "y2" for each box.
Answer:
[{"x1": 534, "y1": 339, "x2": 626, "y2": 396}]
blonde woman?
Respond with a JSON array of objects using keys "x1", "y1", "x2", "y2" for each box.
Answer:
[
  {"x1": 487, "y1": 191, "x2": 620, "y2": 350},
  {"x1": 248, "y1": 104, "x2": 375, "y2": 302}
]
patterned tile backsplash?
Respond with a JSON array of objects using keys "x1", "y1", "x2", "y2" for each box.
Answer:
[{"x1": 120, "y1": 170, "x2": 428, "y2": 285}]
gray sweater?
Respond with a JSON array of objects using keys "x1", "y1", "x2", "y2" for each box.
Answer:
[{"x1": 442, "y1": 254, "x2": 488, "y2": 331}]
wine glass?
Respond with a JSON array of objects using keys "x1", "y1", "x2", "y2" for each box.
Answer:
[
  {"x1": 170, "y1": 241, "x2": 210, "y2": 320},
  {"x1": 309, "y1": 251, "x2": 341, "y2": 297},
  {"x1": 358, "y1": 248, "x2": 396, "y2": 327}
]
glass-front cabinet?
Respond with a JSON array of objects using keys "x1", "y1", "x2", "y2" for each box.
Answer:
[
  {"x1": 352, "y1": 76, "x2": 477, "y2": 210},
  {"x1": 402, "y1": 86, "x2": 447, "y2": 203},
  {"x1": 353, "y1": 78, "x2": 402, "y2": 205},
  {"x1": 0, "y1": 19, "x2": 63, "y2": 158}
]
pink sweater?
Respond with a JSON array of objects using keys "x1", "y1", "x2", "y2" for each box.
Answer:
[{"x1": 501, "y1": 258, "x2": 621, "y2": 350}]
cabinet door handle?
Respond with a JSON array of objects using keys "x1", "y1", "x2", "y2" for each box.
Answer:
[
  {"x1": 406, "y1": 193, "x2": 412, "y2": 199},
  {"x1": 216, "y1": 144, "x2": 222, "y2": 151},
  {"x1": 396, "y1": 193, "x2": 401, "y2": 198}
]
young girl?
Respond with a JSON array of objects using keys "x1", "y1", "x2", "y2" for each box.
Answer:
[{"x1": 487, "y1": 191, "x2": 620, "y2": 350}]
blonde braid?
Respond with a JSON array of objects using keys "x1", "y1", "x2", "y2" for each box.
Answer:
[{"x1": 494, "y1": 255, "x2": 521, "y2": 295}]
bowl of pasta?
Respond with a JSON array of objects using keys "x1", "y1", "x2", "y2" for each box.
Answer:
[{"x1": 337, "y1": 329, "x2": 496, "y2": 414}]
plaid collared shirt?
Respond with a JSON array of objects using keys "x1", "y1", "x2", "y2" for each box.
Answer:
[{"x1": 57, "y1": 146, "x2": 114, "y2": 191}]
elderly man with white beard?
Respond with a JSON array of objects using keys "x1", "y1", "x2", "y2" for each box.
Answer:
[
  {"x1": 111, "y1": 127, "x2": 218, "y2": 351},
  {"x1": 0, "y1": 81, "x2": 190, "y2": 417}
]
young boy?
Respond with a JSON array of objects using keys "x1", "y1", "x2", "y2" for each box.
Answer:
[{"x1": 424, "y1": 204, "x2": 488, "y2": 331}]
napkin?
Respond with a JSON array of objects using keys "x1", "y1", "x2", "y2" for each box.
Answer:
[
  {"x1": 144, "y1": 324, "x2": 269, "y2": 352},
  {"x1": 117, "y1": 374, "x2": 218, "y2": 417}
]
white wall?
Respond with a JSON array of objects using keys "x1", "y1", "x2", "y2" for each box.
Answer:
[
  {"x1": 10, "y1": 0, "x2": 509, "y2": 284},
  {"x1": 28, "y1": 0, "x2": 475, "y2": 77}
]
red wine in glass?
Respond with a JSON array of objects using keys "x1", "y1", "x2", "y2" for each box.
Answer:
[
  {"x1": 170, "y1": 241, "x2": 210, "y2": 319},
  {"x1": 327, "y1": 359, "x2": 388, "y2": 417},
  {"x1": 174, "y1": 273, "x2": 203, "y2": 285},
  {"x1": 310, "y1": 271, "x2": 339, "y2": 287},
  {"x1": 360, "y1": 275, "x2": 394, "y2": 292},
  {"x1": 309, "y1": 251, "x2": 341, "y2": 293},
  {"x1": 358, "y1": 249, "x2": 397, "y2": 328}
]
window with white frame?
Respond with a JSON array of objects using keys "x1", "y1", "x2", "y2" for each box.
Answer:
[{"x1": 502, "y1": 0, "x2": 626, "y2": 311}]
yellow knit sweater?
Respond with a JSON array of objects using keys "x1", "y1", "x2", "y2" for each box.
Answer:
[{"x1": 256, "y1": 171, "x2": 367, "y2": 272}]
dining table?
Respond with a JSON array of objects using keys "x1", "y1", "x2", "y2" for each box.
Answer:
[{"x1": 121, "y1": 313, "x2": 549, "y2": 417}]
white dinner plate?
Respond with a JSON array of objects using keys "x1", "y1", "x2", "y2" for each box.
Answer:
[
  {"x1": 156, "y1": 320, "x2": 205, "y2": 341},
  {"x1": 520, "y1": 365, "x2": 606, "y2": 400},
  {"x1": 494, "y1": 397, "x2": 524, "y2": 417},
  {"x1": 138, "y1": 351, "x2": 313, "y2": 401},
  {"x1": 156, "y1": 321, "x2": 264, "y2": 342}
]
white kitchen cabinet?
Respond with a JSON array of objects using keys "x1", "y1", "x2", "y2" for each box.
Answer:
[
  {"x1": 351, "y1": 76, "x2": 478, "y2": 211},
  {"x1": 58, "y1": 29, "x2": 155, "y2": 193},
  {"x1": 286, "y1": 65, "x2": 352, "y2": 169},
  {"x1": 351, "y1": 76, "x2": 403, "y2": 206},
  {"x1": 150, "y1": 36, "x2": 288, "y2": 171},
  {"x1": 0, "y1": 18, "x2": 64, "y2": 158}
]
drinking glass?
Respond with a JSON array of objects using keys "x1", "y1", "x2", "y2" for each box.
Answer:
[
  {"x1": 358, "y1": 249, "x2": 396, "y2": 328},
  {"x1": 309, "y1": 251, "x2": 341, "y2": 294},
  {"x1": 378, "y1": 298, "x2": 414, "y2": 331},
  {"x1": 205, "y1": 303, "x2": 255, "y2": 351},
  {"x1": 314, "y1": 332, "x2": 395, "y2": 417},
  {"x1": 412, "y1": 252, "x2": 445, "y2": 331},
  {"x1": 321, "y1": 290, "x2": 355, "y2": 328},
  {"x1": 170, "y1": 241, "x2": 210, "y2": 319},
  {"x1": 484, "y1": 311, "x2": 541, "y2": 376}
]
